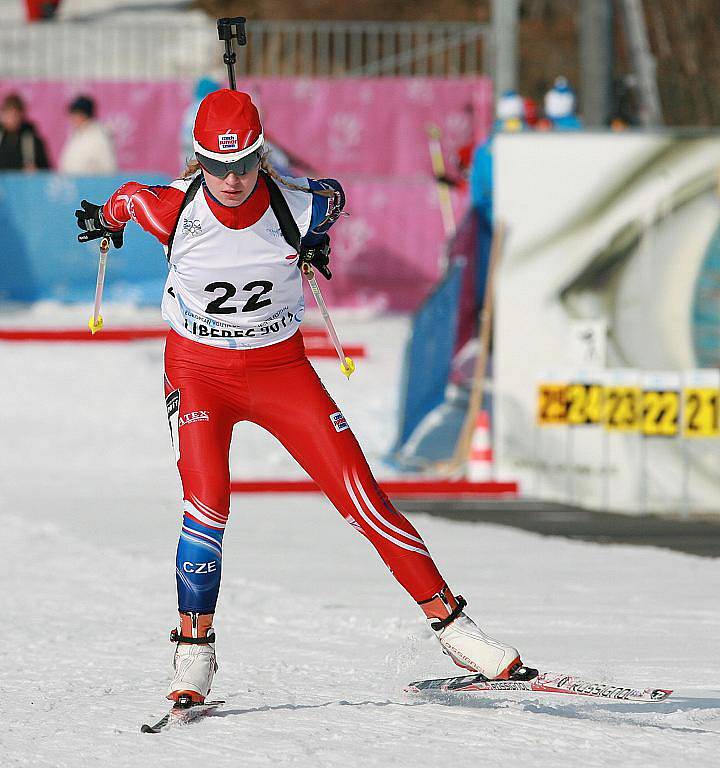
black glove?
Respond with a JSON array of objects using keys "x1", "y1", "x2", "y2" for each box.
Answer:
[
  {"x1": 75, "y1": 199, "x2": 124, "y2": 249},
  {"x1": 299, "y1": 233, "x2": 332, "y2": 280}
]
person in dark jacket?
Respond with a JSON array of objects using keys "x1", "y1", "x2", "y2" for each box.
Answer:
[{"x1": 0, "y1": 93, "x2": 51, "y2": 171}]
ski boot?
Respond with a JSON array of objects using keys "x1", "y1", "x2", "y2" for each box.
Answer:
[
  {"x1": 167, "y1": 612, "x2": 218, "y2": 706},
  {"x1": 420, "y1": 586, "x2": 527, "y2": 680}
]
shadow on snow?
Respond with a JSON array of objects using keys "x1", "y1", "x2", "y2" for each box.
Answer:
[{"x1": 416, "y1": 691, "x2": 720, "y2": 735}]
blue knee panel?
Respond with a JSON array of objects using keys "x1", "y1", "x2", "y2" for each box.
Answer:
[{"x1": 176, "y1": 515, "x2": 224, "y2": 613}]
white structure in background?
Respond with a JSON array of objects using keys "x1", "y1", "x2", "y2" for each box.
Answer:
[
  {"x1": 1, "y1": 0, "x2": 217, "y2": 79},
  {"x1": 58, "y1": 0, "x2": 194, "y2": 20},
  {"x1": 494, "y1": 132, "x2": 720, "y2": 515}
]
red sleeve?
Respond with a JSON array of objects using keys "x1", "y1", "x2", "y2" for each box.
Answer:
[{"x1": 102, "y1": 182, "x2": 186, "y2": 246}]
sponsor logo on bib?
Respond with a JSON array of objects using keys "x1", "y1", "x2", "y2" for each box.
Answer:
[
  {"x1": 182, "y1": 218, "x2": 202, "y2": 237},
  {"x1": 330, "y1": 411, "x2": 349, "y2": 432},
  {"x1": 218, "y1": 130, "x2": 239, "y2": 151}
]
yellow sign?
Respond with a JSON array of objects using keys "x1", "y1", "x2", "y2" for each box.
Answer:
[
  {"x1": 683, "y1": 388, "x2": 720, "y2": 437},
  {"x1": 537, "y1": 377, "x2": 720, "y2": 437},
  {"x1": 641, "y1": 390, "x2": 680, "y2": 437},
  {"x1": 566, "y1": 383, "x2": 604, "y2": 425},
  {"x1": 604, "y1": 386, "x2": 641, "y2": 431},
  {"x1": 537, "y1": 383, "x2": 568, "y2": 426}
]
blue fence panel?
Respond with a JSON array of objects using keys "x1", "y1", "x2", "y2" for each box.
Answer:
[
  {"x1": 0, "y1": 172, "x2": 171, "y2": 304},
  {"x1": 390, "y1": 260, "x2": 464, "y2": 453}
]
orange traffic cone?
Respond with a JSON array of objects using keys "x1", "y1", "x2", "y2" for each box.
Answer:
[{"x1": 467, "y1": 410, "x2": 493, "y2": 482}]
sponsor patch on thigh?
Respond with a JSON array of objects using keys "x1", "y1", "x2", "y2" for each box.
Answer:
[
  {"x1": 166, "y1": 388, "x2": 181, "y2": 462},
  {"x1": 330, "y1": 411, "x2": 349, "y2": 432},
  {"x1": 179, "y1": 410, "x2": 210, "y2": 427}
]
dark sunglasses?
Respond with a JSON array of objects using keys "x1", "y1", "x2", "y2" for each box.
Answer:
[{"x1": 197, "y1": 149, "x2": 262, "y2": 179}]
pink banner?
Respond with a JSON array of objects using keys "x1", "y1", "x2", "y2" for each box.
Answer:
[
  {"x1": 1, "y1": 78, "x2": 488, "y2": 309},
  {"x1": 1, "y1": 77, "x2": 492, "y2": 178},
  {"x1": 243, "y1": 77, "x2": 492, "y2": 178}
]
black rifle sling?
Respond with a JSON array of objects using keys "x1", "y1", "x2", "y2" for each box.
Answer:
[
  {"x1": 262, "y1": 170, "x2": 302, "y2": 253},
  {"x1": 167, "y1": 172, "x2": 301, "y2": 260},
  {"x1": 166, "y1": 174, "x2": 203, "y2": 260}
]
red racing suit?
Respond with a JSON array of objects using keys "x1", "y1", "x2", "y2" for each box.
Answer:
[{"x1": 102, "y1": 174, "x2": 449, "y2": 617}]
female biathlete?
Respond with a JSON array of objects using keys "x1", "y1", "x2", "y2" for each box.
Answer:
[{"x1": 75, "y1": 89, "x2": 526, "y2": 704}]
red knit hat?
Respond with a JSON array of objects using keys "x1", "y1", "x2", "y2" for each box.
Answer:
[{"x1": 193, "y1": 89, "x2": 263, "y2": 162}]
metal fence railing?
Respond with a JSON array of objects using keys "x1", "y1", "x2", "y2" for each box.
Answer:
[
  {"x1": 243, "y1": 21, "x2": 489, "y2": 77},
  {"x1": 0, "y1": 19, "x2": 489, "y2": 80}
]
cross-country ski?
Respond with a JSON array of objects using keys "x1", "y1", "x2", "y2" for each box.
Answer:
[{"x1": 407, "y1": 671, "x2": 673, "y2": 703}]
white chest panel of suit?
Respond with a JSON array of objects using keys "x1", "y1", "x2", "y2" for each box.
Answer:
[{"x1": 161, "y1": 177, "x2": 312, "y2": 349}]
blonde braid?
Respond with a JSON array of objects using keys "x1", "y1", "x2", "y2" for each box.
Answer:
[
  {"x1": 260, "y1": 150, "x2": 334, "y2": 197},
  {"x1": 181, "y1": 159, "x2": 201, "y2": 179}
]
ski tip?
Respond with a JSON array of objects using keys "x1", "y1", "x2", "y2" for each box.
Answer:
[
  {"x1": 649, "y1": 689, "x2": 674, "y2": 701},
  {"x1": 140, "y1": 724, "x2": 160, "y2": 734}
]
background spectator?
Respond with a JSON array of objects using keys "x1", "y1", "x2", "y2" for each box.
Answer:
[
  {"x1": 58, "y1": 95, "x2": 117, "y2": 175},
  {"x1": 180, "y1": 76, "x2": 221, "y2": 171},
  {"x1": 523, "y1": 97, "x2": 540, "y2": 128},
  {"x1": 543, "y1": 76, "x2": 582, "y2": 131},
  {"x1": 466, "y1": 89, "x2": 529, "y2": 320},
  {"x1": 470, "y1": 90, "x2": 527, "y2": 219},
  {"x1": 609, "y1": 74, "x2": 641, "y2": 128},
  {"x1": 0, "y1": 92, "x2": 50, "y2": 172},
  {"x1": 493, "y1": 89, "x2": 527, "y2": 135}
]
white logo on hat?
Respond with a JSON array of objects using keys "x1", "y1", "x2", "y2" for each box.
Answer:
[{"x1": 218, "y1": 130, "x2": 239, "y2": 151}]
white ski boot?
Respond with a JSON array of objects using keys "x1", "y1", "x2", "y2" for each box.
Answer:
[
  {"x1": 167, "y1": 613, "x2": 218, "y2": 704},
  {"x1": 421, "y1": 588, "x2": 522, "y2": 680}
]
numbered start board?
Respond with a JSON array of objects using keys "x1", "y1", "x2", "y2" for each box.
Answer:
[
  {"x1": 536, "y1": 369, "x2": 720, "y2": 438},
  {"x1": 683, "y1": 369, "x2": 720, "y2": 438}
]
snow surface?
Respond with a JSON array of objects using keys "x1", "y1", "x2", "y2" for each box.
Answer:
[
  {"x1": 0, "y1": 0, "x2": 23, "y2": 22},
  {"x1": 1, "y1": 306, "x2": 719, "y2": 767}
]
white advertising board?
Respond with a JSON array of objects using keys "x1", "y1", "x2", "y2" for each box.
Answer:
[{"x1": 494, "y1": 132, "x2": 720, "y2": 514}]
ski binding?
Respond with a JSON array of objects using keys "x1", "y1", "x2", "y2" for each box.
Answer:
[{"x1": 141, "y1": 695, "x2": 225, "y2": 733}]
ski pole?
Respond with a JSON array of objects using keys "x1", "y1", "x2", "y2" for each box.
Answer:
[
  {"x1": 301, "y1": 263, "x2": 355, "y2": 379},
  {"x1": 88, "y1": 236, "x2": 109, "y2": 335},
  {"x1": 426, "y1": 123, "x2": 456, "y2": 238}
]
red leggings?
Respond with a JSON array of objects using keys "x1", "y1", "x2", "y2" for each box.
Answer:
[{"x1": 164, "y1": 330, "x2": 446, "y2": 614}]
